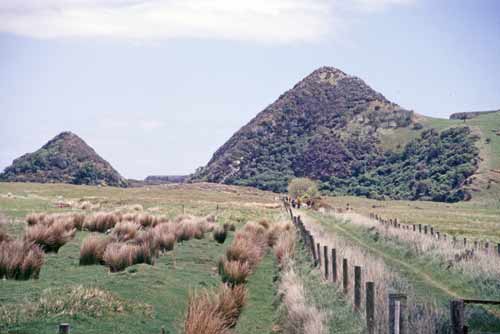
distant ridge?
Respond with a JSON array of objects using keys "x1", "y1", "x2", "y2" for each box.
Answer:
[
  {"x1": 450, "y1": 109, "x2": 500, "y2": 120},
  {"x1": 0, "y1": 132, "x2": 127, "y2": 187}
]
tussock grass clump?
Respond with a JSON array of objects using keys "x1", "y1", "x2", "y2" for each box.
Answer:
[
  {"x1": 79, "y1": 235, "x2": 112, "y2": 265},
  {"x1": 0, "y1": 214, "x2": 9, "y2": 244},
  {"x1": 103, "y1": 242, "x2": 136, "y2": 272},
  {"x1": 0, "y1": 230, "x2": 10, "y2": 244},
  {"x1": 175, "y1": 222, "x2": 204, "y2": 242},
  {"x1": 0, "y1": 240, "x2": 44, "y2": 280},
  {"x1": 219, "y1": 259, "x2": 251, "y2": 285},
  {"x1": 184, "y1": 284, "x2": 247, "y2": 334},
  {"x1": 84, "y1": 212, "x2": 120, "y2": 232},
  {"x1": 223, "y1": 222, "x2": 236, "y2": 232},
  {"x1": 184, "y1": 291, "x2": 231, "y2": 334},
  {"x1": 25, "y1": 212, "x2": 85, "y2": 231},
  {"x1": 156, "y1": 231, "x2": 175, "y2": 252},
  {"x1": 24, "y1": 223, "x2": 76, "y2": 253},
  {"x1": 111, "y1": 222, "x2": 141, "y2": 241},
  {"x1": 213, "y1": 226, "x2": 227, "y2": 244}
]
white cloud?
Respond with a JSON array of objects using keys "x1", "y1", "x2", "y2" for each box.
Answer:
[{"x1": 0, "y1": 0, "x2": 414, "y2": 43}]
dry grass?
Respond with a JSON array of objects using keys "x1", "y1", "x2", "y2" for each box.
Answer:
[
  {"x1": 215, "y1": 284, "x2": 247, "y2": 327},
  {"x1": 0, "y1": 240, "x2": 44, "y2": 280},
  {"x1": 0, "y1": 215, "x2": 11, "y2": 243},
  {"x1": 79, "y1": 235, "x2": 113, "y2": 265},
  {"x1": 338, "y1": 211, "x2": 500, "y2": 283},
  {"x1": 223, "y1": 222, "x2": 236, "y2": 232},
  {"x1": 219, "y1": 259, "x2": 251, "y2": 285},
  {"x1": 24, "y1": 222, "x2": 76, "y2": 253},
  {"x1": 111, "y1": 222, "x2": 141, "y2": 242},
  {"x1": 84, "y1": 212, "x2": 120, "y2": 232},
  {"x1": 301, "y1": 213, "x2": 441, "y2": 333},
  {"x1": 103, "y1": 242, "x2": 137, "y2": 272},
  {"x1": 213, "y1": 226, "x2": 227, "y2": 244},
  {"x1": 26, "y1": 212, "x2": 85, "y2": 230},
  {"x1": 278, "y1": 267, "x2": 327, "y2": 334},
  {"x1": 219, "y1": 220, "x2": 269, "y2": 285},
  {"x1": 184, "y1": 284, "x2": 247, "y2": 333},
  {"x1": 184, "y1": 290, "x2": 231, "y2": 334}
]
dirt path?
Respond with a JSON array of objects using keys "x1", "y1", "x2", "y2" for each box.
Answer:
[{"x1": 299, "y1": 210, "x2": 462, "y2": 299}]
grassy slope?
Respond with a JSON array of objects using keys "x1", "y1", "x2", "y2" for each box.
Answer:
[
  {"x1": 327, "y1": 112, "x2": 500, "y2": 242},
  {"x1": 0, "y1": 182, "x2": 281, "y2": 334},
  {"x1": 306, "y1": 211, "x2": 500, "y2": 332}
]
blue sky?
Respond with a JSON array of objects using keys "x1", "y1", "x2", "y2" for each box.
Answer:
[{"x1": 1, "y1": 0, "x2": 499, "y2": 179}]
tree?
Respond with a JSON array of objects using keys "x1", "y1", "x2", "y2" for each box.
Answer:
[{"x1": 287, "y1": 177, "x2": 318, "y2": 199}]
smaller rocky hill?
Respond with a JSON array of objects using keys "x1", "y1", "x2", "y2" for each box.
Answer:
[{"x1": 0, "y1": 132, "x2": 127, "y2": 187}]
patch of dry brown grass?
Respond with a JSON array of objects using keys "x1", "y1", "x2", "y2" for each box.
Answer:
[
  {"x1": 184, "y1": 284, "x2": 247, "y2": 334},
  {"x1": 84, "y1": 212, "x2": 120, "y2": 232},
  {"x1": 79, "y1": 235, "x2": 113, "y2": 265},
  {"x1": 24, "y1": 222, "x2": 76, "y2": 253},
  {"x1": 0, "y1": 240, "x2": 44, "y2": 280},
  {"x1": 111, "y1": 222, "x2": 141, "y2": 242}
]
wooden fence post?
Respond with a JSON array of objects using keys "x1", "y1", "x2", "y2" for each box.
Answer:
[
  {"x1": 317, "y1": 243, "x2": 322, "y2": 268},
  {"x1": 58, "y1": 324, "x2": 70, "y2": 334},
  {"x1": 497, "y1": 243, "x2": 500, "y2": 256},
  {"x1": 450, "y1": 299, "x2": 465, "y2": 334},
  {"x1": 366, "y1": 282, "x2": 375, "y2": 334},
  {"x1": 354, "y1": 266, "x2": 362, "y2": 311},
  {"x1": 413, "y1": 224, "x2": 416, "y2": 232},
  {"x1": 324, "y1": 245, "x2": 329, "y2": 280},
  {"x1": 463, "y1": 238, "x2": 467, "y2": 247},
  {"x1": 424, "y1": 225, "x2": 428, "y2": 234},
  {"x1": 161, "y1": 326, "x2": 166, "y2": 334},
  {"x1": 343, "y1": 258, "x2": 349, "y2": 294},
  {"x1": 309, "y1": 234, "x2": 318, "y2": 266},
  {"x1": 332, "y1": 249, "x2": 338, "y2": 282},
  {"x1": 474, "y1": 240, "x2": 478, "y2": 249},
  {"x1": 389, "y1": 294, "x2": 407, "y2": 334},
  {"x1": 418, "y1": 224, "x2": 422, "y2": 233}
]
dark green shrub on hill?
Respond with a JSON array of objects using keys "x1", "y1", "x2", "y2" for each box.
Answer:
[{"x1": 320, "y1": 127, "x2": 479, "y2": 202}]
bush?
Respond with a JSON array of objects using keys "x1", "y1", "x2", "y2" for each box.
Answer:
[
  {"x1": 287, "y1": 178, "x2": 318, "y2": 199},
  {"x1": 213, "y1": 226, "x2": 227, "y2": 244},
  {"x1": 0, "y1": 240, "x2": 44, "y2": 280},
  {"x1": 79, "y1": 235, "x2": 112, "y2": 265}
]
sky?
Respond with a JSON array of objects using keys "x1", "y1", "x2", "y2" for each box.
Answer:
[{"x1": 1, "y1": 0, "x2": 499, "y2": 179}]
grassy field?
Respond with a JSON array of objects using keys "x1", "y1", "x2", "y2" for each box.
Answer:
[
  {"x1": 0, "y1": 182, "x2": 283, "y2": 334},
  {"x1": 322, "y1": 195, "x2": 500, "y2": 242},
  {"x1": 301, "y1": 209, "x2": 500, "y2": 333}
]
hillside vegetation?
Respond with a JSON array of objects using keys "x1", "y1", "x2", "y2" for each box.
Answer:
[
  {"x1": 193, "y1": 67, "x2": 484, "y2": 202},
  {"x1": 0, "y1": 132, "x2": 127, "y2": 187}
]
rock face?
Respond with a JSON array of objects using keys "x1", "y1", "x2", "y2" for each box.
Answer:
[
  {"x1": 193, "y1": 67, "x2": 414, "y2": 192},
  {"x1": 0, "y1": 132, "x2": 127, "y2": 187}
]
